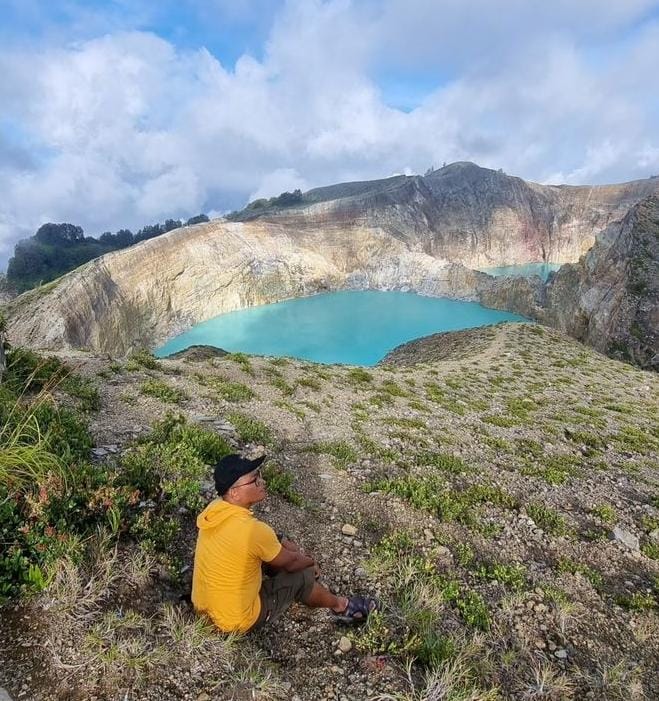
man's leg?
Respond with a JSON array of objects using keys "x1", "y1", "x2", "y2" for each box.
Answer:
[
  {"x1": 302, "y1": 581, "x2": 348, "y2": 613},
  {"x1": 252, "y1": 568, "x2": 348, "y2": 630}
]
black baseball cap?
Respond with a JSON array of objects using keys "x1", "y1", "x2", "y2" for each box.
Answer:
[{"x1": 214, "y1": 453, "x2": 266, "y2": 495}]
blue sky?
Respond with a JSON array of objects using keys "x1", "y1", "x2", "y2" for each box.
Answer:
[{"x1": 1, "y1": 0, "x2": 659, "y2": 264}]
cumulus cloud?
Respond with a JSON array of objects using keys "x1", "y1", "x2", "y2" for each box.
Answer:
[{"x1": 1, "y1": 0, "x2": 659, "y2": 264}]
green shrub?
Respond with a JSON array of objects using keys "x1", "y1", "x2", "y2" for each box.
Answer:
[
  {"x1": 270, "y1": 376, "x2": 296, "y2": 396},
  {"x1": 482, "y1": 414, "x2": 518, "y2": 428},
  {"x1": 195, "y1": 374, "x2": 255, "y2": 402},
  {"x1": 347, "y1": 368, "x2": 373, "y2": 384},
  {"x1": 127, "y1": 349, "x2": 161, "y2": 370},
  {"x1": 475, "y1": 562, "x2": 527, "y2": 590},
  {"x1": 379, "y1": 380, "x2": 409, "y2": 398},
  {"x1": 383, "y1": 416, "x2": 427, "y2": 430},
  {"x1": 297, "y1": 376, "x2": 321, "y2": 390},
  {"x1": 642, "y1": 542, "x2": 659, "y2": 560},
  {"x1": 227, "y1": 412, "x2": 274, "y2": 445},
  {"x1": 140, "y1": 379, "x2": 187, "y2": 404},
  {"x1": 5, "y1": 347, "x2": 65, "y2": 389},
  {"x1": 262, "y1": 463, "x2": 303, "y2": 505},
  {"x1": 142, "y1": 413, "x2": 232, "y2": 465},
  {"x1": 274, "y1": 400, "x2": 305, "y2": 420},
  {"x1": 307, "y1": 440, "x2": 357, "y2": 468},
  {"x1": 0, "y1": 355, "x2": 229, "y2": 602},
  {"x1": 60, "y1": 375, "x2": 101, "y2": 412},
  {"x1": 527, "y1": 502, "x2": 568, "y2": 536},
  {"x1": 556, "y1": 558, "x2": 603, "y2": 588},
  {"x1": 226, "y1": 352, "x2": 253, "y2": 375},
  {"x1": 416, "y1": 451, "x2": 467, "y2": 474},
  {"x1": 455, "y1": 590, "x2": 490, "y2": 630},
  {"x1": 615, "y1": 592, "x2": 656, "y2": 611},
  {"x1": 591, "y1": 504, "x2": 617, "y2": 524}
]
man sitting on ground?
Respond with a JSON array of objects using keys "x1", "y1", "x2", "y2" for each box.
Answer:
[{"x1": 192, "y1": 452, "x2": 377, "y2": 633}]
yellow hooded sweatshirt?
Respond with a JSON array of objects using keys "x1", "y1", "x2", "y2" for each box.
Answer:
[{"x1": 191, "y1": 498, "x2": 281, "y2": 632}]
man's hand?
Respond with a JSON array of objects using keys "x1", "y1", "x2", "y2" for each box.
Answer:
[
  {"x1": 281, "y1": 538, "x2": 302, "y2": 553},
  {"x1": 275, "y1": 538, "x2": 320, "y2": 577},
  {"x1": 268, "y1": 545, "x2": 315, "y2": 573}
]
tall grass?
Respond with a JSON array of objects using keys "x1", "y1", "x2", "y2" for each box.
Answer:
[{"x1": 0, "y1": 387, "x2": 69, "y2": 492}]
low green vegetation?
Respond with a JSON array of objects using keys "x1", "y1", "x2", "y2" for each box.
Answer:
[
  {"x1": 262, "y1": 463, "x2": 304, "y2": 506},
  {"x1": 415, "y1": 451, "x2": 468, "y2": 474},
  {"x1": 273, "y1": 399, "x2": 305, "y2": 420},
  {"x1": 195, "y1": 373, "x2": 255, "y2": 402},
  {"x1": 4, "y1": 347, "x2": 101, "y2": 412},
  {"x1": 297, "y1": 376, "x2": 321, "y2": 390},
  {"x1": 226, "y1": 412, "x2": 274, "y2": 445},
  {"x1": 367, "y1": 532, "x2": 491, "y2": 637},
  {"x1": 556, "y1": 557, "x2": 603, "y2": 588},
  {"x1": 363, "y1": 476, "x2": 516, "y2": 524},
  {"x1": 383, "y1": 416, "x2": 427, "y2": 430},
  {"x1": 520, "y1": 454, "x2": 581, "y2": 485},
  {"x1": 123, "y1": 414, "x2": 232, "y2": 551},
  {"x1": 129, "y1": 348, "x2": 161, "y2": 370},
  {"x1": 225, "y1": 352, "x2": 253, "y2": 375},
  {"x1": 615, "y1": 592, "x2": 657, "y2": 611},
  {"x1": 591, "y1": 503, "x2": 617, "y2": 524},
  {"x1": 0, "y1": 344, "x2": 228, "y2": 600},
  {"x1": 347, "y1": 367, "x2": 373, "y2": 384},
  {"x1": 270, "y1": 375, "x2": 296, "y2": 396},
  {"x1": 140, "y1": 379, "x2": 187, "y2": 404},
  {"x1": 474, "y1": 561, "x2": 527, "y2": 590},
  {"x1": 526, "y1": 502, "x2": 569, "y2": 536},
  {"x1": 307, "y1": 440, "x2": 358, "y2": 468}
]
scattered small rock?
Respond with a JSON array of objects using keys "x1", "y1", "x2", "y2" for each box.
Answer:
[
  {"x1": 610, "y1": 526, "x2": 640, "y2": 552},
  {"x1": 554, "y1": 649, "x2": 568, "y2": 660},
  {"x1": 341, "y1": 524, "x2": 357, "y2": 536},
  {"x1": 338, "y1": 636, "x2": 352, "y2": 653}
]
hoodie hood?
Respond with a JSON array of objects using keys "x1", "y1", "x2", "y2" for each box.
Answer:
[{"x1": 196, "y1": 498, "x2": 251, "y2": 530}]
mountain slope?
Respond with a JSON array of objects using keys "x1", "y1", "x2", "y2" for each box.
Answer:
[{"x1": 231, "y1": 162, "x2": 659, "y2": 266}]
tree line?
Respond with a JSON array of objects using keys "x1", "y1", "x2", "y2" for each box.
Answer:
[{"x1": 6, "y1": 215, "x2": 209, "y2": 293}]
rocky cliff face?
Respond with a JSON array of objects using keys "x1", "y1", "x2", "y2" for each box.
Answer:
[
  {"x1": 232, "y1": 162, "x2": 659, "y2": 268},
  {"x1": 4, "y1": 219, "x2": 496, "y2": 355},
  {"x1": 541, "y1": 197, "x2": 659, "y2": 370},
  {"x1": 5, "y1": 166, "x2": 659, "y2": 364}
]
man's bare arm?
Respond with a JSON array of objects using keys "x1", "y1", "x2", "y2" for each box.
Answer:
[{"x1": 267, "y1": 546, "x2": 315, "y2": 573}]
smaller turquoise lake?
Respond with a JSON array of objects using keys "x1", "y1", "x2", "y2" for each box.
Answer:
[
  {"x1": 478, "y1": 262, "x2": 562, "y2": 281},
  {"x1": 155, "y1": 291, "x2": 525, "y2": 366}
]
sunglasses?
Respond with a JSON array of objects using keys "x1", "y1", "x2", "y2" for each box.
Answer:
[{"x1": 235, "y1": 470, "x2": 264, "y2": 488}]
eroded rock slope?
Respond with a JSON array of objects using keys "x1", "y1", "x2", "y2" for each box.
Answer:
[{"x1": 5, "y1": 164, "x2": 659, "y2": 361}]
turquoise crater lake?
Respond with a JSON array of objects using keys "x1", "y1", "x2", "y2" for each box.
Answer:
[
  {"x1": 477, "y1": 262, "x2": 562, "y2": 281},
  {"x1": 155, "y1": 291, "x2": 526, "y2": 366}
]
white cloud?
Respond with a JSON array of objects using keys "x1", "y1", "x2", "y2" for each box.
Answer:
[
  {"x1": 1, "y1": 0, "x2": 659, "y2": 265},
  {"x1": 248, "y1": 168, "x2": 309, "y2": 201}
]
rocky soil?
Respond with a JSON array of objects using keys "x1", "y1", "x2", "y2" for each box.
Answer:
[{"x1": 1, "y1": 322, "x2": 658, "y2": 700}]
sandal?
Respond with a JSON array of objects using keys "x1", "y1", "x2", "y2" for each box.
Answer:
[{"x1": 332, "y1": 595, "x2": 379, "y2": 624}]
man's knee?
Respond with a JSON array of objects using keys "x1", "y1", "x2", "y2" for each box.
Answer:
[{"x1": 297, "y1": 566, "x2": 316, "y2": 604}]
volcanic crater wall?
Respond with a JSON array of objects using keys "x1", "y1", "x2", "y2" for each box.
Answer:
[{"x1": 5, "y1": 164, "x2": 659, "y2": 363}]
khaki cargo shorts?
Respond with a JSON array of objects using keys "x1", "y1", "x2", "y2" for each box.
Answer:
[{"x1": 249, "y1": 566, "x2": 315, "y2": 630}]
